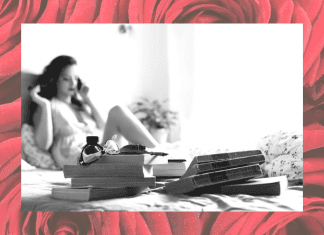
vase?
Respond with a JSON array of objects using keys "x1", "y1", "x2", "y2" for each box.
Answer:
[{"x1": 149, "y1": 128, "x2": 169, "y2": 144}]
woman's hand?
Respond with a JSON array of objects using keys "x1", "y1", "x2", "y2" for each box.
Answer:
[
  {"x1": 78, "y1": 83, "x2": 90, "y2": 104},
  {"x1": 30, "y1": 85, "x2": 50, "y2": 107}
]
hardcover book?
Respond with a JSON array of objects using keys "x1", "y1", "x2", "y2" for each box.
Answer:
[
  {"x1": 63, "y1": 164, "x2": 153, "y2": 178},
  {"x1": 165, "y1": 164, "x2": 263, "y2": 194},
  {"x1": 181, "y1": 154, "x2": 265, "y2": 179},
  {"x1": 71, "y1": 176, "x2": 156, "y2": 188},
  {"x1": 187, "y1": 150, "x2": 262, "y2": 171},
  {"x1": 153, "y1": 163, "x2": 187, "y2": 177},
  {"x1": 51, "y1": 186, "x2": 149, "y2": 201},
  {"x1": 95, "y1": 154, "x2": 168, "y2": 165},
  {"x1": 188, "y1": 176, "x2": 288, "y2": 196}
]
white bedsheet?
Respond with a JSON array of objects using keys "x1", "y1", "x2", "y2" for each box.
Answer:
[{"x1": 21, "y1": 169, "x2": 303, "y2": 212}]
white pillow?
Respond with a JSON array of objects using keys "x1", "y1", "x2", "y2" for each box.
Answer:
[
  {"x1": 21, "y1": 124, "x2": 60, "y2": 170},
  {"x1": 257, "y1": 131, "x2": 303, "y2": 181}
]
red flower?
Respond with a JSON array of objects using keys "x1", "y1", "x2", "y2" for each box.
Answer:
[
  {"x1": 129, "y1": 0, "x2": 270, "y2": 23},
  {"x1": 207, "y1": 203, "x2": 324, "y2": 234}
]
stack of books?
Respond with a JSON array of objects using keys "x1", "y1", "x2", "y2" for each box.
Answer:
[
  {"x1": 165, "y1": 150, "x2": 288, "y2": 196},
  {"x1": 153, "y1": 159, "x2": 188, "y2": 179},
  {"x1": 95, "y1": 153, "x2": 188, "y2": 178},
  {"x1": 51, "y1": 153, "x2": 188, "y2": 201}
]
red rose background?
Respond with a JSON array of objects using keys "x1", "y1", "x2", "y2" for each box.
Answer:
[{"x1": 1, "y1": 0, "x2": 324, "y2": 234}]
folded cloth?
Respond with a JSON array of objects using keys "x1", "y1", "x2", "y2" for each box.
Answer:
[{"x1": 257, "y1": 131, "x2": 303, "y2": 181}]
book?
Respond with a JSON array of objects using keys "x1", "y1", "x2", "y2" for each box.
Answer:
[
  {"x1": 63, "y1": 164, "x2": 153, "y2": 178},
  {"x1": 188, "y1": 176, "x2": 288, "y2": 196},
  {"x1": 51, "y1": 186, "x2": 149, "y2": 201},
  {"x1": 181, "y1": 154, "x2": 265, "y2": 179},
  {"x1": 71, "y1": 176, "x2": 156, "y2": 188},
  {"x1": 165, "y1": 164, "x2": 263, "y2": 194},
  {"x1": 187, "y1": 150, "x2": 262, "y2": 171},
  {"x1": 153, "y1": 163, "x2": 187, "y2": 177},
  {"x1": 168, "y1": 159, "x2": 187, "y2": 163},
  {"x1": 95, "y1": 154, "x2": 168, "y2": 165}
]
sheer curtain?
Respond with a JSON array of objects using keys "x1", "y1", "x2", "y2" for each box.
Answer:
[{"x1": 167, "y1": 25, "x2": 302, "y2": 150}]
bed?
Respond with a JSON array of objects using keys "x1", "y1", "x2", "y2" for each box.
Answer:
[
  {"x1": 21, "y1": 167, "x2": 303, "y2": 212},
  {"x1": 21, "y1": 72, "x2": 303, "y2": 212}
]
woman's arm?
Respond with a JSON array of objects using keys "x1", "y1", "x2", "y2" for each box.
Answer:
[
  {"x1": 83, "y1": 97, "x2": 105, "y2": 130},
  {"x1": 30, "y1": 85, "x2": 54, "y2": 151},
  {"x1": 79, "y1": 85, "x2": 105, "y2": 130}
]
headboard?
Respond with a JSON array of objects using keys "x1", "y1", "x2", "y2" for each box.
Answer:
[{"x1": 21, "y1": 72, "x2": 39, "y2": 125}]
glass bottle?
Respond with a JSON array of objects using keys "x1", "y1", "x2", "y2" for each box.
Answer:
[{"x1": 79, "y1": 136, "x2": 104, "y2": 166}]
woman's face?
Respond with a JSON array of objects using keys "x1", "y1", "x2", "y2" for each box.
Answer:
[{"x1": 56, "y1": 65, "x2": 78, "y2": 98}]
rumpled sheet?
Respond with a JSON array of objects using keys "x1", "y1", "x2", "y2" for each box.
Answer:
[{"x1": 21, "y1": 169, "x2": 303, "y2": 212}]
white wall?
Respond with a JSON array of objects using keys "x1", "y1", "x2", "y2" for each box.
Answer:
[
  {"x1": 21, "y1": 24, "x2": 169, "y2": 120},
  {"x1": 185, "y1": 24, "x2": 303, "y2": 149},
  {"x1": 167, "y1": 25, "x2": 196, "y2": 142},
  {"x1": 137, "y1": 25, "x2": 169, "y2": 101}
]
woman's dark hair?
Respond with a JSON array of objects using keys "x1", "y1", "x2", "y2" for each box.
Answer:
[{"x1": 35, "y1": 55, "x2": 84, "y2": 110}]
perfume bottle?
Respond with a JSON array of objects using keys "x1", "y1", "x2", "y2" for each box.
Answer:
[{"x1": 79, "y1": 136, "x2": 104, "y2": 166}]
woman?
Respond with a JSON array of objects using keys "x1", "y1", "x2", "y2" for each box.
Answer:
[{"x1": 30, "y1": 55, "x2": 159, "y2": 168}]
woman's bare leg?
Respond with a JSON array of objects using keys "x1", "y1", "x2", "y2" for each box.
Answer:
[{"x1": 101, "y1": 105, "x2": 159, "y2": 148}]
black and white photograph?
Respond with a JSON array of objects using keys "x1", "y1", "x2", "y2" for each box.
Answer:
[{"x1": 21, "y1": 24, "x2": 303, "y2": 212}]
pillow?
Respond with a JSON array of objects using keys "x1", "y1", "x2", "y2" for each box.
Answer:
[
  {"x1": 21, "y1": 124, "x2": 60, "y2": 170},
  {"x1": 257, "y1": 131, "x2": 303, "y2": 181}
]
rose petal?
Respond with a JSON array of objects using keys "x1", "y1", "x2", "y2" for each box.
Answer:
[
  {"x1": 304, "y1": 130, "x2": 324, "y2": 152},
  {"x1": 0, "y1": 102, "x2": 21, "y2": 133},
  {"x1": 25, "y1": 0, "x2": 42, "y2": 23},
  {"x1": 0, "y1": 44, "x2": 21, "y2": 85},
  {"x1": 210, "y1": 212, "x2": 247, "y2": 234},
  {"x1": 120, "y1": 212, "x2": 137, "y2": 234},
  {"x1": 304, "y1": 146, "x2": 324, "y2": 158},
  {"x1": 304, "y1": 55, "x2": 321, "y2": 87},
  {"x1": 129, "y1": 0, "x2": 145, "y2": 23},
  {"x1": 304, "y1": 109, "x2": 324, "y2": 126},
  {"x1": 0, "y1": 170, "x2": 20, "y2": 202},
  {"x1": 0, "y1": 138, "x2": 21, "y2": 181},
  {"x1": 291, "y1": 0, "x2": 312, "y2": 53},
  {"x1": 255, "y1": 0, "x2": 271, "y2": 23},
  {"x1": 304, "y1": 77, "x2": 324, "y2": 101},
  {"x1": 303, "y1": 2, "x2": 324, "y2": 77},
  {"x1": 165, "y1": 0, "x2": 239, "y2": 23},
  {"x1": 304, "y1": 197, "x2": 324, "y2": 207},
  {"x1": 65, "y1": 0, "x2": 98, "y2": 23},
  {"x1": 167, "y1": 4, "x2": 239, "y2": 23},
  {"x1": 268, "y1": 0, "x2": 294, "y2": 23},
  {"x1": 155, "y1": 0, "x2": 173, "y2": 23},
  {"x1": 166, "y1": 212, "x2": 201, "y2": 234},
  {"x1": 37, "y1": 0, "x2": 60, "y2": 23},
  {"x1": 304, "y1": 171, "x2": 324, "y2": 187},
  {"x1": 96, "y1": 0, "x2": 131, "y2": 23},
  {"x1": 0, "y1": 0, "x2": 29, "y2": 44},
  {"x1": 304, "y1": 122, "x2": 324, "y2": 130},
  {"x1": 0, "y1": 132, "x2": 20, "y2": 143},
  {"x1": 100, "y1": 212, "x2": 120, "y2": 234},
  {"x1": 304, "y1": 158, "x2": 324, "y2": 173},
  {"x1": 233, "y1": 0, "x2": 253, "y2": 23},
  {"x1": 315, "y1": 49, "x2": 324, "y2": 80},
  {"x1": 141, "y1": 212, "x2": 173, "y2": 235},
  {"x1": 0, "y1": 33, "x2": 20, "y2": 57},
  {"x1": 135, "y1": 213, "x2": 151, "y2": 234},
  {"x1": 199, "y1": 212, "x2": 220, "y2": 235},
  {"x1": 55, "y1": 0, "x2": 70, "y2": 23},
  {"x1": 0, "y1": 182, "x2": 21, "y2": 235},
  {"x1": 296, "y1": 0, "x2": 323, "y2": 24},
  {"x1": 0, "y1": 73, "x2": 21, "y2": 105}
]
